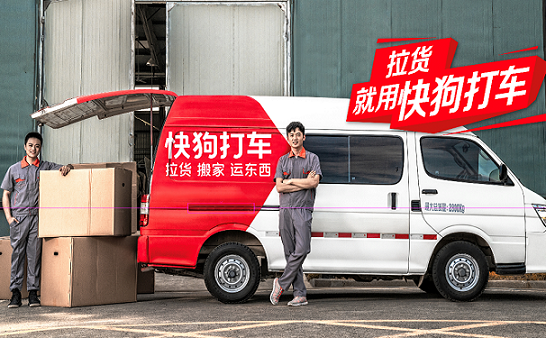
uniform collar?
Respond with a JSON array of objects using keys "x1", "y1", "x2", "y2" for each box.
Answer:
[
  {"x1": 21, "y1": 157, "x2": 40, "y2": 168},
  {"x1": 289, "y1": 147, "x2": 306, "y2": 158}
]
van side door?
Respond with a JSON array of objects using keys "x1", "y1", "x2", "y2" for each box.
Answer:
[{"x1": 303, "y1": 132, "x2": 410, "y2": 274}]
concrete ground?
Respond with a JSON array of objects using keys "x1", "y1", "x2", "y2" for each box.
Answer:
[{"x1": 2, "y1": 274, "x2": 546, "y2": 337}]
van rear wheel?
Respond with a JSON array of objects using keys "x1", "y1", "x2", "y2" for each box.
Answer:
[
  {"x1": 204, "y1": 242, "x2": 260, "y2": 304},
  {"x1": 432, "y1": 241, "x2": 488, "y2": 302}
]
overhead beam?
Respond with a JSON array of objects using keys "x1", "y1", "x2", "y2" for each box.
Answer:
[{"x1": 137, "y1": 6, "x2": 165, "y2": 73}]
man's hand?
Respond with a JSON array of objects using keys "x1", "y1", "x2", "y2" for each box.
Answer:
[
  {"x1": 275, "y1": 171, "x2": 320, "y2": 193},
  {"x1": 2, "y1": 190, "x2": 17, "y2": 225},
  {"x1": 283, "y1": 171, "x2": 317, "y2": 186},
  {"x1": 276, "y1": 178, "x2": 302, "y2": 193},
  {"x1": 286, "y1": 171, "x2": 320, "y2": 190},
  {"x1": 59, "y1": 164, "x2": 73, "y2": 176}
]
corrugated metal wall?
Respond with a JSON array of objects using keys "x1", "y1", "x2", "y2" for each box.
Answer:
[
  {"x1": 292, "y1": 0, "x2": 546, "y2": 196},
  {"x1": 42, "y1": 0, "x2": 134, "y2": 165},
  {"x1": 471, "y1": 1, "x2": 546, "y2": 197},
  {"x1": 167, "y1": 2, "x2": 288, "y2": 95},
  {"x1": 0, "y1": 0, "x2": 38, "y2": 236}
]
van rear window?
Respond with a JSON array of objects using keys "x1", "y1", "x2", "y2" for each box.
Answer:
[{"x1": 305, "y1": 135, "x2": 404, "y2": 185}]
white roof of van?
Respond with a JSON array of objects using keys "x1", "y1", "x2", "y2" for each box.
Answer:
[{"x1": 251, "y1": 96, "x2": 470, "y2": 136}]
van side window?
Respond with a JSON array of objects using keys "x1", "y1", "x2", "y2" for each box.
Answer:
[
  {"x1": 305, "y1": 135, "x2": 404, "y2": 185},
  {"x1": 421, "y1": 137, "x2": 508, "y2": 184},
  {"x1": 304, "y1": 135, "x2": 349, "y2": 183}
]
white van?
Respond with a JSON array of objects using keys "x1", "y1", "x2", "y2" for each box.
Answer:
[{"x1": 32, "y1": 91, "x2": 546, "y2": 303}]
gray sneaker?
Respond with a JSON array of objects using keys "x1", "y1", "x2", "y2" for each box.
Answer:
[
  {"x1": 270, "y1": 278, "x2": 283, "y2": 305},
  {"x1": 287, "y1": 296, "x2": 308, "y2": 307}
]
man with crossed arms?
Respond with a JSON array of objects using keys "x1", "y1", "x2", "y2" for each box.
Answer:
[{"x1": 270, "y1": 121, "x2": 322, "y2": 307}]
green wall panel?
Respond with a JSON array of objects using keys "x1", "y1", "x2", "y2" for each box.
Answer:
[
  {"x1": 0, "y1": 0, "x2": 37, "y2": 236},
  {"x1": 293, "y1": 0, "x2": 546, "y2": 197},
  {"x1": 293, "y1": 0, "x2": 342, "y2": 97},
  {"x1": 473, "y1": 0, "x2": 546, "y2": 196}
]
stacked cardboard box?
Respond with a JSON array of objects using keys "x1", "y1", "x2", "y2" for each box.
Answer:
[
  {"x1": 72, "y1": 162, "x2": 139, "y2": 234},
  {"x1": 41, "y1": 236, "x2": 137, "y2": 307},
  {"x1": 37, "y1": 163, "x2": 151, "y2": 307},
  {"x1": 39, "y1": 167, "x2": 133, "y2": 237}
]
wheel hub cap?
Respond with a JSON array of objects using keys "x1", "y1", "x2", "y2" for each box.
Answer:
[
  {"x1": 214, "y1": 254, "x2": 250, "y2": 293},
  {"x1": 445, "y1": 253, "x2": 479, "y2": 292}
]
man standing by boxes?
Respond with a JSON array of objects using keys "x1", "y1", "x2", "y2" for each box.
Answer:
[{"x1": 1, "y1": 132, "x2": 72, "y2": 308}]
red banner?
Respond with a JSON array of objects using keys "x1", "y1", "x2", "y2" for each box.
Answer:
[{"x1": 347, "y1": 38, "x2": 546, "y2": 133}]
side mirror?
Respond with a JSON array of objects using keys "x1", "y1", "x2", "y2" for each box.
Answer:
[{"x1": 499, "y1": 164, "x2": 508, "y2": 182}]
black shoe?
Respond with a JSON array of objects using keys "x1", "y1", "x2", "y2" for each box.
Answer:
[
  {"x1": 28, "y1": 290, "x2": 41, "y2": 307},
  {"x1": 8, "y1": 289, "x2": 22, "y2": 308}
]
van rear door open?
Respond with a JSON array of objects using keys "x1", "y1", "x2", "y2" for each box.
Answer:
[{"x1": 31, "y1": 89, "x2": 177, "y2": 129}]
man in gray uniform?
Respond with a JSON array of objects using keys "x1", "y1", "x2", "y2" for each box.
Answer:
[
  {"x1": 2, "y1": 132, "x2": 72, "y2": 308},
  {"x1": 270, "y1": 122, "x2": 321, "y2": 306}
]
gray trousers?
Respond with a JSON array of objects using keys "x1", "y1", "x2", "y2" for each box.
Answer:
[
  {"x1": 278, "y1": 208, "x2": 312, "y2": 297},
  {"x1": 10, "y1": 215, "x2": 41, "y2": 292}
]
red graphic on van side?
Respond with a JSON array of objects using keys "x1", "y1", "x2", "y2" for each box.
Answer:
[{"x1": 142, "y1": 96, "x2": 290, "y2": 267}]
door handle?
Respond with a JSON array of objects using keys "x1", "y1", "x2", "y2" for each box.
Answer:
[
  {"x1": 422, "y1": 189, "x2": 438, "y2": 195},
  {"x1": 390, "y1": 192, "x2": 397, "y2": 210}
]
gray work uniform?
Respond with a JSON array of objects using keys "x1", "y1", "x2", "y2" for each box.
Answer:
[
  {"x1": 1, "y1": 158, "x2": 62, "y2": 292},
  {"x1": 274, "y1": 148, "x2": 322, "y2": 297}
]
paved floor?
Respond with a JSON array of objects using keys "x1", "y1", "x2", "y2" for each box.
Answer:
[{"x1": 1, "y1": 274, "x2": 546, "y2": 337}]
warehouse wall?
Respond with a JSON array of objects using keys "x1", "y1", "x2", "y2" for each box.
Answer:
[
  {"x1": 0, "y1": 0, "x2": 38, "y2": 236},
  {"x1": 292, "y1": 0, "x2": 546, "y2": 196},
  {"x1": 167, "y1": 2, "x2": 288, "y2": 96}
]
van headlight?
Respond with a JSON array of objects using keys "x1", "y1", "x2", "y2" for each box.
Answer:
[{"x1": 533, "y1": 204, "x2": 546, "y2": 226}]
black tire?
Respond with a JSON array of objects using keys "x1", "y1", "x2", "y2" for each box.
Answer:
[
  {"x1": 413, "y1": 275, "x2": 440, "y2": 295},
  {"x1": 432, "y1": 241, "x2": 489, "y2": 302},
  {"x1": 204, "y1": 242, "x2": 260, "y2": 304}
]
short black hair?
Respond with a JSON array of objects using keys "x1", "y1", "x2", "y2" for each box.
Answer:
[
  {"x1": 286, "y1": 121, "x2": 305, "y2": 135},
  {"x1": 25, "y1": 132, "x2": 43, "y2": 145}
]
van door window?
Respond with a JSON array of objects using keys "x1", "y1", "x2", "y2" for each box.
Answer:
[
  {"x1": 420, "y1": 137, "x2": 509, "y2": 184},
  {"x1": 305, "y1": 135, "x2": 404, "y2": 185},
  {"x1": 303, "y1": 136, "x2": 348, "y2": 183},
  {"x1": 350, "y1": 136, "x2": 404, "y2": 184}
]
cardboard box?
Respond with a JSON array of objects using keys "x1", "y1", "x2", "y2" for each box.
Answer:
[
  {"x1": 0, "y1": 237, "x2": 31, "y2": 299},
  {"x1": 73, "y1": 162, "x2": 138, "y2": 234},
  {"x1": 39, "y1": 168, "x2": 132, "y2": 237},
  {"x1": 41, "y1": 236, "x2": 137, "y2": 307}
]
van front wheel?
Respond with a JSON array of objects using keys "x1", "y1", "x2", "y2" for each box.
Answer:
[
  {"x1": 204, "y1": 242, "x2": 260, "y2": 304},
  {"x1": 432, "y1": 241, "x2": 489, "y2": 302}
]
